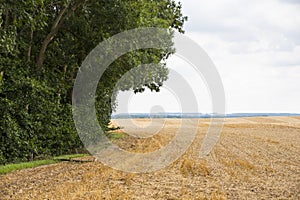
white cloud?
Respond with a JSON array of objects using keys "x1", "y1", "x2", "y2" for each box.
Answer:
[
  {"x1": 181, "y1": 0, "x2": 300, "y2": 47},
  {"x1": 178, "y1": 0, "x2": 300, "y2": 112}
]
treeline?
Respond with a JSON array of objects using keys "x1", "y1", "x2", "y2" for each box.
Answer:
[{"x1": 0, "y1": 0, "x2": 186, "y2": 164}]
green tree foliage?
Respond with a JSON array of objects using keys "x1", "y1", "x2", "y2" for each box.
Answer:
[{"x1": 0, "y1": 0, "x2": 186, "y2": 164}]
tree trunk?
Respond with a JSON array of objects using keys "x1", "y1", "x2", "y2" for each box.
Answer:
[
  {"x1": 36, "y1": 4, "x2": 70, "y2": 69},
  {"x1": 2, "y1": 9, "x2": 9, "y2": 30}
]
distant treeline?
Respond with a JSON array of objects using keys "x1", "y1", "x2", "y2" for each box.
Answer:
[{"x1": 112, "y1": 113, "x2": 300, "y2": 119}]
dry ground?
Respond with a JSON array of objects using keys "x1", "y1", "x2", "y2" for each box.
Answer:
[{"x1": 1, "y1": 117, "x2": 300, "y2": 199}]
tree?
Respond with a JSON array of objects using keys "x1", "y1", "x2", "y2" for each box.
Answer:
[{"x1": 0, "y1": 0, "x2": 187, "y2": 164}]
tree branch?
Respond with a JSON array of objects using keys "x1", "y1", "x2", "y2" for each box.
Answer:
[
  {"x1": 27, "y1": 27, "x2": 34, "y2": 63},
  {"x1": 36, "y1": 0, "x2": 85, "y2": 69},
  {"x1": 36, "y1": 2, "x2": 70, "y2": 69}
]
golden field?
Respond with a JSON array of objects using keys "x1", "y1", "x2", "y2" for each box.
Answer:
[{"x1": 1, "y1": 117, "x2": 299, "y2": 199}]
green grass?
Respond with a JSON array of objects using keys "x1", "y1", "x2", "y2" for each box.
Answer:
[
  {"x1": 0, "y1": 154, "x2": 89, "y2": 175},
  {"x1": 106, "y1": 131, "x2": 127, "y2": 141},
  {"x1": 0, "y1": 159, "x2": 59, "y2": 175},
  {"x1": 54, "y1": 154, "x2": 87, "y2": 160}
]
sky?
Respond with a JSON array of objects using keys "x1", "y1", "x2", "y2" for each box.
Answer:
[{"x1": 114, "y1": 0, "x2": 300, "y2": 114}]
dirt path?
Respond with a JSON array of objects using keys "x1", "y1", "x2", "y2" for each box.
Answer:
[{"x1": 1, "y1": 117, "x2": 299, "y2": 199}]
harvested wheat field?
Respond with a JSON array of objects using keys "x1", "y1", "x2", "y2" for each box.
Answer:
[{"x1": 1, "y1": 117, "x2": 300, "y2": 199}]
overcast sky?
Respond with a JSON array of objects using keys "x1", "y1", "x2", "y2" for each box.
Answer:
[{"x1": 115, "y1": 0, "x2": 300, "y2": 114}]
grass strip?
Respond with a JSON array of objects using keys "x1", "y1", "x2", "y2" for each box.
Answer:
[
  {"x1": 0, "y1": 154, "x2": 89, "y2": 175},
  {"x1": 106, "y1": 131, "x2": 127, "y2": 141}
]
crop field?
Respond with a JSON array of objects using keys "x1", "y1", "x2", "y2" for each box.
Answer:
[{"x1": 1, "y1": 117, "x2": 299, "y2": 199}]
